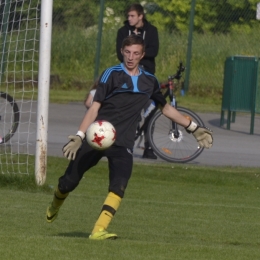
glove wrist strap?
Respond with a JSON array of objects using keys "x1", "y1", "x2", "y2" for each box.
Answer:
[
  {"x1": 76, "y1": 130, "x2": 85, "y2": 140},
  {"x1": 186, "y1": 121, "x2": 198, "y2": 133}
]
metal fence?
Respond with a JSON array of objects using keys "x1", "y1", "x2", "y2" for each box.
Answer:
[{"x1": 51, "y1": 0, "x2": 260, "y2": 96}]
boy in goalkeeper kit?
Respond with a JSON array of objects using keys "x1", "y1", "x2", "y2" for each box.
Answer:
[{"x1": 46, "y1": 35, "x2": 213, "y2": 240}]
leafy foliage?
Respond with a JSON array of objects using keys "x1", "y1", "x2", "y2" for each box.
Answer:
[
  {"x1": 2, "y1": 0, "x2": 259, "y2": 33},
  {"x1": 52, "y1": 0, "x2": 99, "y2": 28},
  {"x1": 145, "y1": 0, "x2": 259, "y2": 33}
]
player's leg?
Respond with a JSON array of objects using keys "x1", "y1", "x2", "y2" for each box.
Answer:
[
  {"x1": 89, "y1": 147, "x2": 133, "y2": 240},
  {"x1": 47, "y1": 142, "x2": 103, "y2": 223},
  {"x1": 142, "y1": 101, "x2": 157, "y2": 159},
  {"x1": 143, "y1": 129, "x2": 157, "y2": 159},
  {"x1": 46, "y1": 188, "x2": 69, "y2": 223}
]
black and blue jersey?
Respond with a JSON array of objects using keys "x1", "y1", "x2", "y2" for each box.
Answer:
[{"x1": 93, "y1": 63, "x2": 166, "y2": 148}]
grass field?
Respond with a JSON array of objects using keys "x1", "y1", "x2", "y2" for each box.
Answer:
[{"x1": 1, "y1": 157, "x2": 259, "y2": 260}]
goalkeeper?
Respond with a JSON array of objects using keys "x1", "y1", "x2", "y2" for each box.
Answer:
[{"x1": 46, "y1": 35, "x2": 213, "y2": 240}]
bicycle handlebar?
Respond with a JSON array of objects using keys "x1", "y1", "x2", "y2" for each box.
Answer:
[
  {"x1": 169, "y1": 62, "x2": 185, "y2": 80},
  {"x1": 160, "y1": 62, "x2": 185, "y2": 89}
]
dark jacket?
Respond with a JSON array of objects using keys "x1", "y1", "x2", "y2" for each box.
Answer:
[{"x1": 116, "y1": 19, "x2": 159, "y2": 74}]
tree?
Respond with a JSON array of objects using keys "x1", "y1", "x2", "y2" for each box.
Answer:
[
  {"x1": 52, "y1": 0, "x2": 99, "y2": 28},
  {"x1": 144, "y1": 0, "x2": 259, "y2": 33}
]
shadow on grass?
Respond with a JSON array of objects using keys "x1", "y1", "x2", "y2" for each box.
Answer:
[
  {"x1": 57, "y1": 231, "x2": 90, "y2": 238},
  {"x1": 0, "y1": 173, "x2": 53, "y2": 192}
]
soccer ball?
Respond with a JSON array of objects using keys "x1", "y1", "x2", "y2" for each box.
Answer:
[{"x1": 86, "y1": 120, "x2": 116, "y2": 150}]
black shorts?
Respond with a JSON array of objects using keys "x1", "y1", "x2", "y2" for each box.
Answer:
[{"x1": 58, "y1": 142, "x2": 133, "y2": 198}]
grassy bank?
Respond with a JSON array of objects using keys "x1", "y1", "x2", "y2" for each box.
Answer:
[
  {"x1": 47, "y1": 25, "x2": 260, "y2": 112},
  {"x1": 50, "y1": 25, "x2": 260, "y2": 97},
  {"x1": 4, "y1": 25, "x2": 259, "y2": 113},
  {"x1": 47, "y1": 88, "x2": 222, "y2": 113}
]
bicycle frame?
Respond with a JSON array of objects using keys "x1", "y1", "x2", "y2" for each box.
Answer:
[
  {"x1": 140, "y1": 62, "x2": 205, "y2": 163},
  {"x1": 135, "y1": 62, "x2": 185, "y2": 136},
  {"x1": 135, "y1": 62, "x2": 185, "y2": 144},
  {"x1": 166, "y1": 62, "x2": 185, "y2": 139}
]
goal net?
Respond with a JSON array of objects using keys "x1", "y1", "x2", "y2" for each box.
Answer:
[{"x1": 0, "y1": 0, "x2": 40, "y2": 174}]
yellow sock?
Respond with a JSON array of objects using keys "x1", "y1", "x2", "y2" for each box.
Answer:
[
  {"x1": 91, "y1": 192, "x2": 122, "y2": 234},
  {"x1": 52, "y1": 187, "x2": 69, "y2": 209}
]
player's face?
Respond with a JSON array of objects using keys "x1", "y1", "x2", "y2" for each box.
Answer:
[
  {"x1": 121, "y1": 44, "x2": 144, "y2": 72},
  {"x1": 127, "y1": 11, "x2": 143, "y2": 27}
]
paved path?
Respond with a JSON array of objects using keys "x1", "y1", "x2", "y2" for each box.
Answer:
[
  {"x1": 45, "y1": 103, "x2": 260, "y2": 168},
  {"x1": 12, "y1": 102, "x2": 260, "y2": 168}
]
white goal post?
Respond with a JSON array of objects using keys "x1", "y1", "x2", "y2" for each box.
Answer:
[
  {"x1": 0, "y1": 0, "x2": 52, "y2": 185},
  {"x1": 35, "y1": 0, "x2": 53, "y2": 185}
]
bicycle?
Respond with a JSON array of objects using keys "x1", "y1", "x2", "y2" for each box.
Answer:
[
  {"x1": 135, "y1": 62, "x2": 205, "y2": 163},
  {"x1": 0, "y1": 91, "x2": 20, "y2": 144}
]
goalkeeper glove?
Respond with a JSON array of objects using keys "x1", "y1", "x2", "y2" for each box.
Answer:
[
  {"x1": 62, "y1": 131, "x2": 85, "y2": 160},
  {"x1": 186, "y1": 121, "x2": 213, "y2": 149}
]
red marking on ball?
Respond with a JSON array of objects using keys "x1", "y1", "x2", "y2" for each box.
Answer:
[
  {"x1": 112, "y1": 129, "x2": 116, "y2": 141},
  {"x1": 97, "y1": 120, "x2": 103, "y2": 126},
  {"x1": 92, "y1": 133, "x2": 105, "y2": 147}
]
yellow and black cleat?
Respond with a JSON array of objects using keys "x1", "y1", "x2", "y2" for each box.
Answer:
[
  {"x1": 89, "y1": 228, "x2": 117, "y2": 240},
  {"x1": 46, "y1": 203, "x2": 59, "y2": 223}
]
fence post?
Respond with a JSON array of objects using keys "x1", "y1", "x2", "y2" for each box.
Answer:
[
  {"x1": 184, "y1": 0, "x2": 196, "y2": 93},
  {"x1": 35, "y1": 0, "x2": 53, "y2": 185}
]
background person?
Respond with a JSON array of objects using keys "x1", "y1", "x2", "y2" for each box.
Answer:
[
  {"x1": 116, "y1": 3, "x2": 159, "y2": 159},
  {"x1": 116, "y1": 3, "x2": 159, "y2": 74}
]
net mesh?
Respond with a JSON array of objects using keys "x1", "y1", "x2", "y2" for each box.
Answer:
[{"x1": 0, "y1": 0, "x2": 40, "y2": 174}]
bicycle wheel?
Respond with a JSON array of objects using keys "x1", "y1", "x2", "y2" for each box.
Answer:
[
  {"x1": 147, "y1": 107, "x2": 205, "y2": 163},
  {"x1": 0, "y1": 92, "x2": 20, "y2": 144}
]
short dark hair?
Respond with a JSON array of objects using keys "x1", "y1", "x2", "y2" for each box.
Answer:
[
  {"x1": 126, "y1": 3, "x2": 145, "y2": 19},
  {"x1": 121, "y1": 35, "x2": 145, "y2": 52}
]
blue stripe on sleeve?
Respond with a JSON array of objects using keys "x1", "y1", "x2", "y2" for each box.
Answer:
[
  {"x1": 100, "y1": 64, "x2": 122, "y2": 83},
  {"x1": 143, "y1": 70, "x2": 160, "y2": 89}
]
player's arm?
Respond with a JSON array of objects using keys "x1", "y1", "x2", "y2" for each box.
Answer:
[
  {"x1": 79, "y1": 101, "x2": 101, "y2": 133},
  {"x1": 85, "y1": 93, "x2": 94, "y2": 108},
  {"x1": 162, "y1": 104, "x2": 189, "y2": 126},
  {"x1": 63, "y1": 70, "x2": 115, "y2": 160},
  {"x1": 62, "y1": 101, "x2": 101, "y2": 160},
  {"x1": 151, "y1": 84, "x2": 213, "y2": 149},
  {"x1": 162, "y1": 104, "x2": 213, "y2": 148}
]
